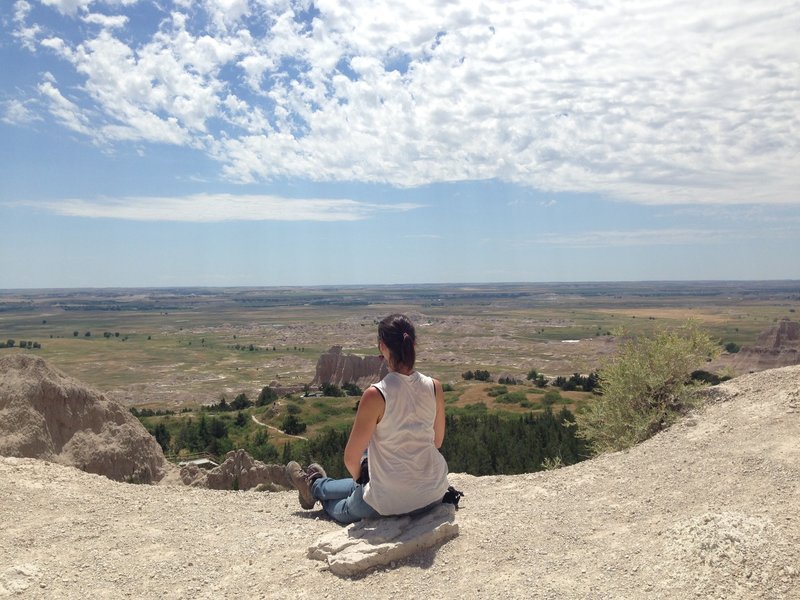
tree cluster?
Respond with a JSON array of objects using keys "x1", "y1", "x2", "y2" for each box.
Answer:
[
  {"x1": 342, "y1": 382, "x2": 363, "y2": 396},
  {"x1": 281, "y1": 427, "x2": 350, "y2": 478},
  {"x1": 171, "y1": 413, "x2": 234, "y2": 458},
  {"x1": 146, "y1": 411, "x2": 279, "y2": 463},
  {"x1": 279, "y1": 408, "x2": 586, "y2": 479},
  {"x1": 321, "y1": 383, "x2": 346, "y2": 397},
  {"x1": 526, "y1": 369, "x2": 548, "y2": 388},
  {"x1": 552, "y1": 372, "x2": 599, "y2": 392},
  {"x1": 281, "y1": 414, "x2": 307, "y2": 435},
  {"x1": 130, "y1": 407, "x2": 178, "y2": 418},
  {"x1": 462, "y1": 369, "x2": 491, "y2": 381},
  {"x1": 440, "y1": 408, "x2": 586, "y2": 475},
  {"x1": 206, "y1": 393, "x2": 253, "y2": 412},
  {"x1": 1, "y1": 339, "x2": 41, "y2": 349},
  {"x1": 256, "y1": 386, "x2": 278, "y2": 406}
]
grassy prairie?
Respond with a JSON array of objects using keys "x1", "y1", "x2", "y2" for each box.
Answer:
[{"x1": 1, "y1": 282, "x2": 797, "y2": 412}]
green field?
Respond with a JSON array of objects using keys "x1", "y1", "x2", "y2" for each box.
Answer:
[{"x1": 1, "y1": 282, "x2": 797, "y2": 412}]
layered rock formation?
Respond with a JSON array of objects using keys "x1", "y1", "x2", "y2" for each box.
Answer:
[
  {"x1": 180, "y1": 448, "x2": 292, "y2": 490},
  {"x1": 311, "y1": 345, "x2": 388, "y2": 388},
  {"x1": 731, "y1": 318, "x2": 800, "y2": 372},
  {"x1": 0, "y1": 354, "x2": 167, "y2": 483}
]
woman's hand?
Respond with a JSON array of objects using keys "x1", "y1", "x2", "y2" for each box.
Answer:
[{"x1": 344, "y1": 386, "x2": 384, "y2": 479}]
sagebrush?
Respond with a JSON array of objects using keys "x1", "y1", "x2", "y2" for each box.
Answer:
[{"x1": 576, "y1": 322, "x2": 720, "y2": 454}]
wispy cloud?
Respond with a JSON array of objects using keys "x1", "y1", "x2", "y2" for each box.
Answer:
[
  {"x1": 15, "y1": 194, "x2": 423, "y2": 222},
  {"x1": 1, "y1": 98, "x2": 42, "y2": 125},
  {"x1": 528, "y1": 226, "x2": 800, "y2": 248},
  {"x1": 37, "y1": 73, "x2": 94, "y2": 136},
  {"x1": 7, "y1": 1, "x2": 800, "y2": 204}
]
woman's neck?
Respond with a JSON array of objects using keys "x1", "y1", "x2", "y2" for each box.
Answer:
[{"x1": 388, "y1": 362, "x2": 414, "y2": 376}]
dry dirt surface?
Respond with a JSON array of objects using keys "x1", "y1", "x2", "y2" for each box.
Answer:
[{"x1": 1, "y1": 366, "x2": 799, "y2": 599}]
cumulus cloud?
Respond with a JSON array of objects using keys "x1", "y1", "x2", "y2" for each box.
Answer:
[
  {"x1": 15, "y1": 193, "x2": 423, "y2": 222},
  {"x1": 8, "y1": 0, "x2": 800, "y2": 204}
]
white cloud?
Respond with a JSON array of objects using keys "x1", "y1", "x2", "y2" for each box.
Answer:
[
  {"x1": 10, "y1": 0, "x2": 800, "y2": 204},
  {"x1": 82, "y1": 12, "x2": 128, "y2": 29},
  {"x1": 17, "y1": 193, "x2": 423, "y2": 222},
  {"x1": 40, "y1": 0, "x2": 138, "y2": 16},
  {"x1": 12, "y1": 0, "x2": 42, "y2": 50},
  {"x1": 403, "y1": 233, "x2": 442, "y2": 239},
  {"x1": 1, "y1": 99, "x2": 42, "y2": 125},
  {"x1": 40, "y1": 0, "x2": 92, "y2": 15},
  {"x1": 203, "y1": 0, "x2": 251, "y2": 31},
  {"x1": 529, "y1": 226, "x2": 800, "y2": 248},
  {"x1": 37, "y1": 73, "x2": 94, "y2": 136}
]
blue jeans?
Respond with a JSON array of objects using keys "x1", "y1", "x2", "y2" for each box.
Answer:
[{"x1": 311, "y1": 477, "x2": 380, "y2": 525}]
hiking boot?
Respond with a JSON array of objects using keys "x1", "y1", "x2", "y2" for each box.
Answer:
[
  {"x1": 305, "y1": 462, "x2": 327, "y2": 485},
  {"x1": 285, "y1": 461, "x2": 316, "y2": 509}
]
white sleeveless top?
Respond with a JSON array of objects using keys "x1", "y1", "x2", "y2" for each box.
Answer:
[{"x1": 362, "y1": 371, "x2": 450, "y2": 516}]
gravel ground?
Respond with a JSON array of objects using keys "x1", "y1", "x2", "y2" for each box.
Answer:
[{"x1": 1, "y1": 365, "x2": 799, "y2": 599}]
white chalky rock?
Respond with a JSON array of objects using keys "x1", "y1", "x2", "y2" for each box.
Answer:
[{"x1": 307, "y1": 503, "x2": 459, "y2": 576}]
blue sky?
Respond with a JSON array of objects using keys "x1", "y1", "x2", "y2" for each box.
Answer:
[{"x1": 1, "y1": 0, "x2": 798, "y2": 288}]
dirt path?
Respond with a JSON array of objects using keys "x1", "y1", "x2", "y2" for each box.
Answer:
[
  {"x1": 1, "y1": 365, "x2": 799, "y2": 599},
  {"x1": 250, "y1": 413, "x2": 308, "y2": 441}
]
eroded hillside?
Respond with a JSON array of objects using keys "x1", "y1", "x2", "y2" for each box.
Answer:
[{"x1": 1, "y1": 365, "x2": 798, "y2": 599}]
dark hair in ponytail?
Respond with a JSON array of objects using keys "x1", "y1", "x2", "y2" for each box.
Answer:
[{"x1": 378, "y1": 314, "x2": 416, "y2": 371}]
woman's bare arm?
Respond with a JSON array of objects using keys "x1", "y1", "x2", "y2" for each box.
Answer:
[
  {"x1": 433, "y1": 379, "x2": 446, "y2": 448},
  {"x1": 343, "y1": 386, "x2": 384, "y2": 479}
]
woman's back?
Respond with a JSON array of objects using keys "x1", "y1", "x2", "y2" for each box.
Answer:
[{"x1": 363, "y1": 371, "x2": 450, "y2": 515}]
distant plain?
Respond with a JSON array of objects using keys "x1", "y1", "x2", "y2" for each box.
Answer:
[{"x1": 2, "y1": 282, "x2": 797, "y2": 413}]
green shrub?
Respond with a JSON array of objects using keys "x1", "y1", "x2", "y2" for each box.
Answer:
[
  {"x1": 342, "y1": 382, "x2": 363, "y2": 396},
  {"x1": 282, "y1": 414, "x2": 307, "y2": 435},
  {"x1": 230, "y1": 393, "x2": 252, "y2": 410},
  {"x1": 256, "y1": 386, "x2": 277, "y2": 406},
  {"x1": 724, "y1": 341, "x2": 741, "y2": 353},
  {"x1": 576, "y1": 322, "x2": 719, "y2": 455},
  {"x1": 321, "y1": 383, "x2": 345, "y2": 397},
  {"x1": 542, "y1": 390, "x2": 562, "y2": 406},
  {"x1": 495, "y1": 391, "x2": 527, "y2": 404},
  {"x1": 474, "y1": 370, "x2": 492, "y2": 381}
]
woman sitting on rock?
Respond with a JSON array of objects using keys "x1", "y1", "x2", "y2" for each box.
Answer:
[{"x1": 286, "y1": 313, "x2": 450, "y2": 524}]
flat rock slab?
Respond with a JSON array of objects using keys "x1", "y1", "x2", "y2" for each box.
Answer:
[{"x1": 307, "y1": 503, "x2": 459, "y2": 576}]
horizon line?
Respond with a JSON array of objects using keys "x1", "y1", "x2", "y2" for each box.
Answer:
[{"x1": 2, "y1": 279, "x2": 799, "y2": 293}]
